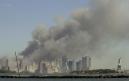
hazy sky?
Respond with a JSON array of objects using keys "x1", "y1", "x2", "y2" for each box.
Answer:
[{"x1": 0, "y1": 0, "x2": 88, "y2": 56}]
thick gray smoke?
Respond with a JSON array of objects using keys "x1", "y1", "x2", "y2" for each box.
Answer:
[{"x1": 21, "y1": 0, "x2": 129, "y2": 68}]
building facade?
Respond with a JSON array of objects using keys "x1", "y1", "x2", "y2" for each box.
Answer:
[
  {"x1": 67, "y1": 60, "x2": 74, "y2": 72},
  {"x1": 81, "y1": 56, "x2": 91, "y2": 70},
  {"x1": 61, "y1": 56, "x2": 68, "y2": 73},
  {"x1": 76, "y1": 60, "x2": 82, "y2": 71}
]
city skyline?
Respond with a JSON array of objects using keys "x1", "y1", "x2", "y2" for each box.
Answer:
[{"x1": 0, "y1": 55, "x2": 92, "y2": 74}]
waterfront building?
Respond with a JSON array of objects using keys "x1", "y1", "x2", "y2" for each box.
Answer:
[
  {"x1": 67, "y1": 60, "x2": 74, "y2": 72},
  {"x1": 61, "y1": 55, "x2": 68, "y2": 73},
  {"x1": 76, "y1": 60, "x2": 82, "y2": 71},
  {"x1": 35, "y1": 61, "x2": 41, "y2": 73},
  {"x1": 0, "y1": 58, "x2": 10, "y2": 71},
  {"x1": 41, "y1": 63, "x2": 47, "y2": 74},
  {"x1": 82, "y1": 56, "x2": 91, "y2": 70},
  {"x1": 117, "y1": 58, "x2": 122, "y2": 72}
]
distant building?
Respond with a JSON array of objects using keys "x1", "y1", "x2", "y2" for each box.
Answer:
[
  {"x1": 35, "y1": 61, "x2": 41, "y2": 73},
  {"x1": 25, "y1": 62, "x2": 38, "y2": 73},
  {"x1": 117, "y1": 58, "x2": 122, "y2": 72},
  {"x1": 5, "y1": 59, "x2": 9, "y2": 71},
  {"x1": 82, "y1": 56, "x2": 91, "y2": 70},
  {"x1": 7, "y1": 55, "x2": 25, "y2": 72},
  {"x1": 19, "y1": 59, "x2": 23, "y2": 70},
  {"x1": 35, "y1": 60, "x2": 60, "y2": 74},
  {"x1": 0, "y1": 58, "x2": 10, "y2": 71},
  {"x1": 67, "y1": 60, "x2": 74, "y2": 72},
  {"x1": 41, "y1": 63, "x2": 47, "y2": 74},
  {"x1": 76, "y1": 60, "x2": 82, "y2": 71},
  {"x1": 24, "y1": 65, "x2": 28, "y2": 72},
  {"x1": 61, "y1": 56, "x2": 68, "y2": 73}
]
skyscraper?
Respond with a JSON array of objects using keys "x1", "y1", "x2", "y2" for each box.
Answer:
[
  {"x1": 117, "y1": 58, "x2": 121, "y2": 71},
  {"x1": 41, "y1": 63, "x2": 47, "y2": 74},
  {"x1": 5, "y1": 59, "x2": 9, "y2": 71},
  {"x1": 67, "y1": 60, "x2": 74, "y2": 72},
  {"x1": 82, "y1": 56, "x2": 91, "y2": 71},
  {"x1": 35, "y1": 61, "x2": 41, "y2": 73},
  {"x1": 76, "y1": 60, "x2": 82, "y2": 71},
  {"x1": 61, "y1": 55, "x2": 68, "y2": 73}
]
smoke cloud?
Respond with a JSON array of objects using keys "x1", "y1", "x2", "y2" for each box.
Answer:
[{"x1": 20, "y1": 0, "x2": 129, "y2": 69}]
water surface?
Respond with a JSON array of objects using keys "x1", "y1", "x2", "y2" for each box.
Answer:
[{"x1": 0, "y1": 78, "x2": 128, "y2": 81}]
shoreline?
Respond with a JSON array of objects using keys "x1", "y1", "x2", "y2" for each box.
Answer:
[{"x1": 0, "y1": 74, "x2": 129, "y2": 78}]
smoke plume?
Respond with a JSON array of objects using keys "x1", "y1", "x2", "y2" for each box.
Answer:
[{"x1": 21, "y1": 0, "x2": 129, "y2": 69}]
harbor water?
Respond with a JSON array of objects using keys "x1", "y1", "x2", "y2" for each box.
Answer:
[{"x1": 0, "y1": 78, "x2": 128, "y2": 81}]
